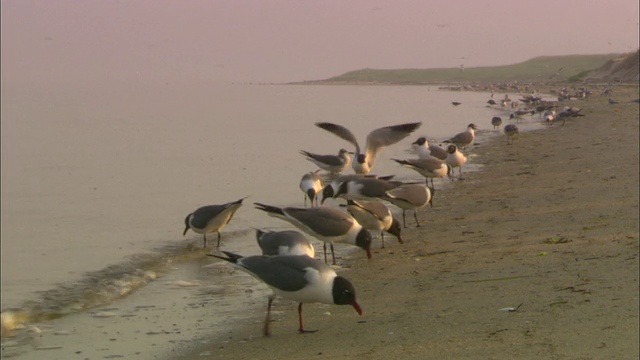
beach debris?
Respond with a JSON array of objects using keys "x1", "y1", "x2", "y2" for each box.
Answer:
[
  {"x1": 543, "y1": 236, "x2": 571, "y2": 244},
  {"x1": 498, "y1": 303, "x2": 523, "y2": 312},
  {"x1": 170, "y1": 280, "x2": 201, "y2": 287}
]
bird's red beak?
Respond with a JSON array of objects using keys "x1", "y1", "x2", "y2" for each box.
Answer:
[{"x1": 350, "y1": 300, "x2": 363, "y2": 315}]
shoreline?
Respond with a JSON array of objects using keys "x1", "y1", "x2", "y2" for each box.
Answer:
[{"x1": 182, "y1": 85, "x2": 639, "y2": 359}]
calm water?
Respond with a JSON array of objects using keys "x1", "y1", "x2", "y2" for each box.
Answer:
[{"x1": 1, "y1": 81, "x2": 543, "y2": 356}]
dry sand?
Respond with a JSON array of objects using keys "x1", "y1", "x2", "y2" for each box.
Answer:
[{"x1": 183, "y1": 85, "x2": 639, "y2": 360}]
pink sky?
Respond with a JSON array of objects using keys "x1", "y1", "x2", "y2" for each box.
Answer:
[{"x1": 1, "y1": 0, "x2": 638, "y2": 84}]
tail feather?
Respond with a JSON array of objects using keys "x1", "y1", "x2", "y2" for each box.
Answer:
[{"x1": 206, "y1": 251, "x2": 244, "y2": 263}]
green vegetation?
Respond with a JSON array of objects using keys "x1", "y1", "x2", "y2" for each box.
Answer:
[{"x1": 312, "y1": 54, "x2": 624, "y2": 84}]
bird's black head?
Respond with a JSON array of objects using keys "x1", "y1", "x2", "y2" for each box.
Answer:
[
  {"x1": 306, "y1": 188, "x2": 317, "y2": 202},
  {"x1": 412, "y1": 137, "x2": 426, "y2": 146},
  {"x1": 447, "y1": 144, "x2": 457, "y2": 154},
  {"x1": 387, "y1": 218, "x2": 403, "y2": 244},
  {"x1": 468, "y1": 123, "x2": 478, "y2": 130},
  {"x1": 183, "y1": 214, "x2": 192, "y2": 236},
  {"x1": 356, "y1": 228, "x2": 373, "y2": 259},
  {"x1": 333, "y1": 181, "x2": 349, "y2": 199},
  {"x1": 321, "y1": 184, "x2": 334, "y2": 204},
  {"x1": 332, "y1": 276, "x2": 363, "y2": 315},
  {"x1": 356, "y1": 154, "x2": 366, "y2": 164}
]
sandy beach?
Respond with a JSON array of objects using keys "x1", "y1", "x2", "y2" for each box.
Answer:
[{"x1": 178, "y1": 85, "x2": 639, "y2": 359}]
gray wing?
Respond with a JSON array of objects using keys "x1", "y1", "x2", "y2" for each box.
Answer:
[
  {"x1": 364, "y1": 122, "x2": 422, "y2": 166},
  {"x1": 446, "y1": 131, "x2": 472, "y2": 145},
  {"x1": 351, "y1": 200, "x2": 389, "y2": 221},
  {"x1": 315, "y1": 122, "x2": 361, "y2": 154},
  {"x1": 239, "y1": 255, "x2": 323, "y2": 292},
  {"x1": 301, "y1": 151, "x2": 345, "y2": 166},
  {"x1": 191, "y1": 204, "x2": 227, "y2": 229},
  {"x1": 284, "y1": 207, "x2": 354, "y2": 237},
  {"x1": 257, "y1": 230, "x2": 310, "y2": 256}
]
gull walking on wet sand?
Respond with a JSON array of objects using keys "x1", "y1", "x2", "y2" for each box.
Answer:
[
  {"x1": 382, "y1": 183, "x2": 433, "y2": 228},
  {"x1": 183, "y1": 197, "x2": 247, "y2": 248},
  {"x1": 443, "y1": 123, "x2": 478, "y2": 150},
  {"x1": 207, "y1": 251, "x2": 363, "y2": 336}
]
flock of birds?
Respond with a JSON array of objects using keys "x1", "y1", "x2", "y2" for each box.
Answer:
[{"x1": 181, "y1": 92, "x2": 587, "y2": 336}]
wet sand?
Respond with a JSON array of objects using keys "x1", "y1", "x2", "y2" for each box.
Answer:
[{"x1": 180, "y1": 85, "x2": 639, "y2": 359}]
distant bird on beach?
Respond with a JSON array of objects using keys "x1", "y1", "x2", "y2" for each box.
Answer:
[
  {"x1": 412, "y1": 137, "x2": 448, "y2": 160},
  {"x1": 382, "y1": 183, "x2": 433, "y2": 228},
  {"x1": 556, "y1": 106, "x2": 585, "y2": 126},
  {"x1": 315, "y1": 121, "x2": 422, "y2": 174},
  {"x1": 255, "y1": 229, "x2": 315, "y2": 257},
  {"x1": 207, "y1": 251, "x2": 362, "y2": 336},
  {"x1": 504, "y1": 124, "x2": 519, "y2": 145},
  {"x1": 344, "y1": 199, "x2": 403, "y2": 248},
  {"x1": 443, "y1": 123, "x2": 478, "y2": 149},
  {"x1": 491, "y1": 116, "x2": 502, "y2": 129},
  {"x1": 509, "y1": 109, "x2": 535, "y2": 122},
  {"x1": 445, "y1": 144, "x2": 468, "y2": 180},
  {"x1": 487, "y1": 99, "x2": 497, "y2": 106},
  {"x1": 608, "y1": 98, "x2": 618, "y2": 105},
  {"x1": 451, "y1": 101, "x2": 461, "y2": 106},
  {"x1": 321, "y1": 176, "x2": 400, "y2": 204},
  {"x1": 392, "y1": 157, "x2": 449, "y2": 188},
  {"x1": 300, "y1": 148, "x2": 352, "y2": 174},
  {"x1": 254, "y1": 203, "x2": 373, "y2": 265},
  {"x1": 299, "y1": 170, "x2": 323, "y2": 207},
  {"x1": 183, "y1": 197, "x2": 247, "y2": 248}
]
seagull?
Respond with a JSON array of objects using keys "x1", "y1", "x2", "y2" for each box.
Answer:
[
  {"x1": 608, "y1": 98, "x2": 618, "y2": 105},
  {"x1": 299, "y1": 149, "x2": 352, "y2": 174},
  {"x1": 443, "y1": 123, "x2": 478, "y2": 149},
  {"x1": 491, "y1": 116, "x2": 502, "y2": 130},
  {"x1": 344, "y1": 199, "x2": 402, "y2": 248},
  {"x1": 255, "y1": 229, "x2": 315, "y2": 257},
  {"x1": 253, "y1": 203, "x2": 373, "y2": 265},
  {"x1": 509, "y1": 109, "x2": 535, "y2": 122},
  {"x1": 392, "y1": 157, "x2": 449, "y2": 188},
  {"x1": 445, "y1": 144, "x2": 468, "y2": 180},
  {"x1": 207, "y1": 251, "x2": 362, "y2": 336},
  {"x1": 321, "y1": 176, "x2": 400, "y2": 204},
  {"x1": 556, "y1": 106, "x2": 585, "y2": 126},
  {"x1": 504, "y1": 124, "x2": 519, "y2": 145},
  {"x1": 299, "y1": 170, "x2": 323, "y2": 207},
  {"x1": 487, "y1": 99, "x2": 497, "y2": 106},
  {"x1": 382, "y1": 184, "x2": 433, "y2": 228},
  {"x1": 315, "y1": 121, "x2": 422, "y2": 174},
  {"x1": 183, "y1": 197, "x2": 247, "y2": 248},
  {"x1": 412, "y1": 137, "x2": 448, "y2": 161}
]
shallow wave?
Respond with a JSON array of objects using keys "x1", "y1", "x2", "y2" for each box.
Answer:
[{"x1": 1, "y1": 229, "x2": 254, "y2": 335}]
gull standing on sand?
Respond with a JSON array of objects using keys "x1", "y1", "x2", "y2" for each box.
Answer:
[
  {"x1": 255, "y1": 229, "x2": 315, "y2": 257},
  {"x1": 392, "y1": 157, "x2": 449, "y2": 188},
  {"x1": 504, "y1": 124, "x2": 519, "y2": 145},
  {"x1": 443, "y1": 123, "x2": 478, "y2": 150},
  {"x1": 321, "y1": 176, "x2": 400, "y2": 204},
  {"x1": 253, "y1": 203, "x2": 373, "y2": 265},
  {"x1": 412, "y1": 137, "x2": 448, "y2": 160},
  {"x1": 207, "y1": 251, "x2": 363, "y2": 336},
  {"x1": 299, "y1": 149, "x2": 352, "y2": 174},
  {"x1": 315, "y1": 121, "x2": 422, "y2": 174},
  {"x1": 183, "y1": 197, "x2": 247, "y2": 248},
  {"x1": 445, "y1": 144, "x2": 468, "y2": 180},
  {"x1": 299, "y1": 170, "x2": 323, "y2": 207},
  {"x1": 344, "y1": 199, "x2": 403, "y2": 248},
  {"x1": 382, "y1": 183, "x2": 433, "y2": 228},
  {"x1": 491, "y1": 116, "x2": 502, "y2": 129}
]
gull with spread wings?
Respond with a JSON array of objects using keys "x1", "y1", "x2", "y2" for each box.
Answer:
[{"x1": 315, "y1": 122, "x2": 422, "y2": 174}]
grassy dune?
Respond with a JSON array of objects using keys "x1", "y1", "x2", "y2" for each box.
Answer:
[{"x1": 308, "y1": 54, "x2": 624, "y2": 84}]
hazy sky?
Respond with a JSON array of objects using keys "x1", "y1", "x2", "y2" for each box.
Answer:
[{"x1": 1, "y1": 0, "x2": 638, "y2": 84}]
